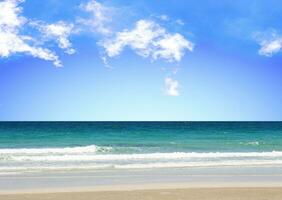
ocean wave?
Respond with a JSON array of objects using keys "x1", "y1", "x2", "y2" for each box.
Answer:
[
  {"x1": 2, "y1": 151, "x2": 282, "y2": 162},
  {"x1": 1, "y1": 146, "x2": 282, "y2": 173}
]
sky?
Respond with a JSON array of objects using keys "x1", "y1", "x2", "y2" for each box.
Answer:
[{"x1": 0, "y1": 0, "x2": 282, "y2": 121}]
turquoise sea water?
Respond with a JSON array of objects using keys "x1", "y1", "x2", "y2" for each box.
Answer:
[{"x1": 0, "y1": 122, "x2": 282, "y2": 173}]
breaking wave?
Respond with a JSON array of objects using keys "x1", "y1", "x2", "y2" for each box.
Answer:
[{"x1": 1, "y1": 145, "x2": 282, "y2": 173}]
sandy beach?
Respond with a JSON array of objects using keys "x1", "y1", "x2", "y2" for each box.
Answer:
[
  {"x1": 1, "y1": 167, "x2": 282, "y2": 199},
  {"x1": 1, "y1": 187, "x2": 282, "y2": 200}
]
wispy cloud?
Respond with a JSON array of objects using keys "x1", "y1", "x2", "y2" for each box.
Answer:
[
  {"x1": 101, "y1": 19, "x2": 194, "y2": 62},
  {"x1": 1, "y1": 0, "x2": 193, "y2": 70},
  {"x1": 32, "y1": 21, "x2": 76, "y2": 55},
  {"x1": 0, "y1": 0, "x2": 62, "y2": 66},
  {"x1": 259, "y1": 38, "x2": 282, "y2": 57},
  {"x1": 164, "y1": 77, "x2": 180, "y2": 96},
  {"x1": 79, "y1": 0, "x2": 113, "y2": 35},
  {"x1": 0, "y1": 0, "x2": 196, "y2": 96},
  {"x1": 254, "y1": 30, "x2": 282, "y2": 57},
  {"x1": 0, "y1": 0, "x2": 194, "y2": 97}
]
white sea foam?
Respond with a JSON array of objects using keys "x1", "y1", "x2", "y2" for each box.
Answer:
[
  {"x1": 0, "y1": 145, "x2": 111, "y2": 154},
  {"x1": 1, "y1": 145, "x2": 282, "y2": 173},
  {"x1": 2, "y1": 151, "x2": 282, "y2": 162}
]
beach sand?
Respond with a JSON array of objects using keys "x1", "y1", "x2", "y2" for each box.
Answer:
[
  {"x1": 1, "y1": 187, "x2": 282, "y2": 200},
  {"x1": 1, "y1": 167, "x2": 282, "y2": 200}
]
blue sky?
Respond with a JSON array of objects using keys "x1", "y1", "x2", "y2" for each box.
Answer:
[{"x1": 0, "y1": 0, "x2": 282, "y2": 121}]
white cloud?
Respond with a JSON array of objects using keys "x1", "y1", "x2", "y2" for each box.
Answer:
[
  {"x1": 258, "y1": 38, "x2": 282, "y2": 57},
  {"x1": 164, "y1": 77, "x2": 179, "y2": 96},
  {"x1": 254, "y1": 30, "x2": 282, "y2": 57},
  {"x1": 0, "y1": 0, "x2": 193, "y2": 73},
  {"x1": 0, "y1": 0, "x2": 62, "y2": 66},
  {"x1": 0, "y1": 0, "x2": 25, "y2": 27},
  {"x1": 33, "y1": 21, "x2": 75, "y2": 55},
  {"x1": 102, "y1": 20, "x2": 164, "y2": 57},
  {"x1": 0, "y1": 31, "x2": 61, "y2": 66},
  {"x1": 101, "y1": 19, "x2": 194, "y2": 62},
  {"x1": 153, "y1": 33, "x2": 193, "y2": 62},
  {"x1": 79, "y1": 0, "x2": 112, "y2": 35}
]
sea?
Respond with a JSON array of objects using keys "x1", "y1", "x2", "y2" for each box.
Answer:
[{"x1": 0, "y1": 122, "x2": 282, "y2": 174}]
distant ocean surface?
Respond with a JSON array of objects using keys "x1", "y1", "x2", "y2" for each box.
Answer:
[{"x1": 0, "y1": 122, "x2": 282, "y2": 174}]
